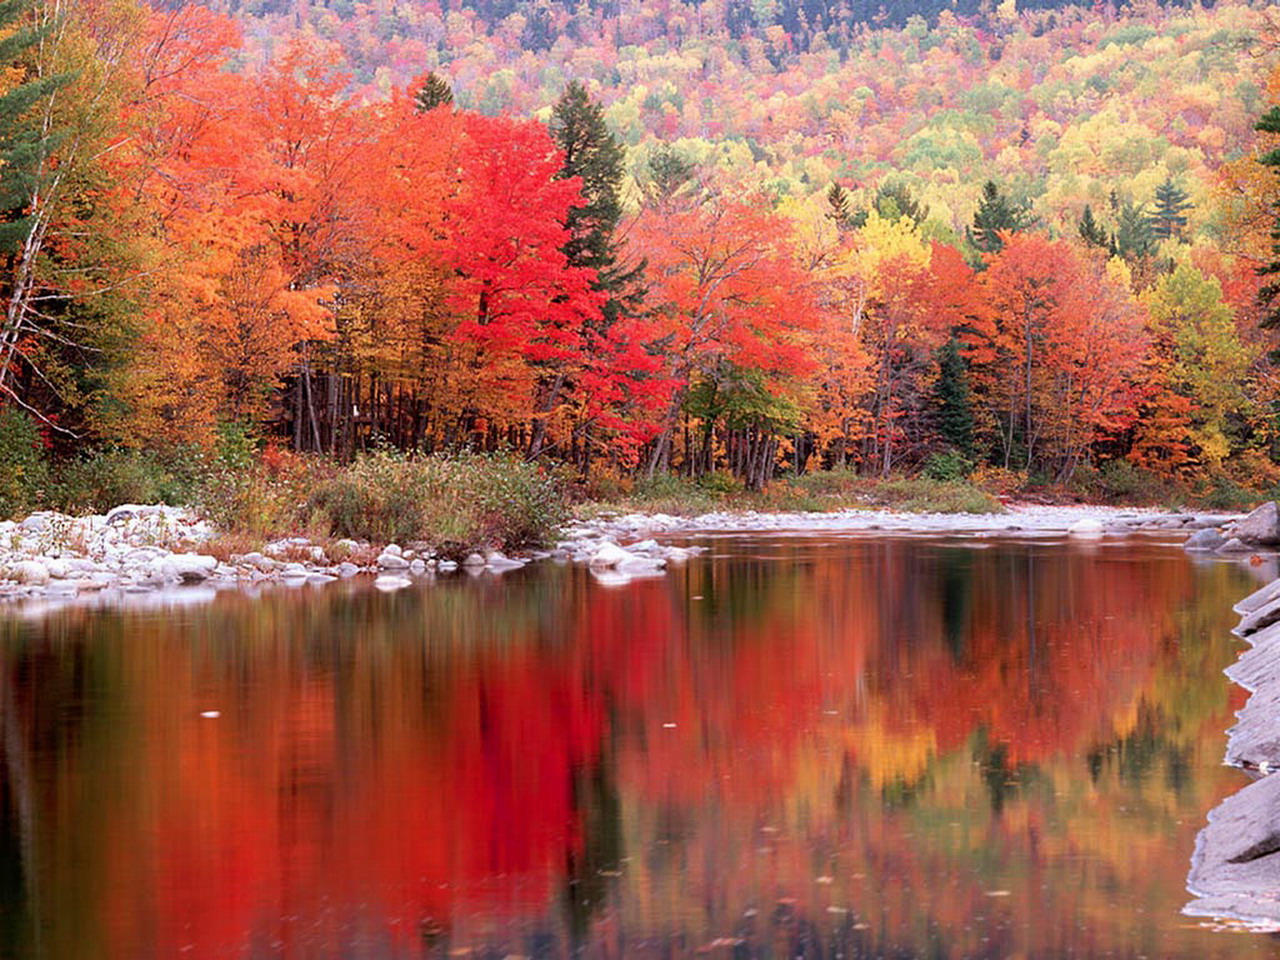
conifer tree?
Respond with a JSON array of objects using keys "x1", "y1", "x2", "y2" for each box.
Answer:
[
  {"x1": 825, "y1": 182, "x2": 855, "y2": 233},
  {"x1": 967, "y1": 180, "x2": 1032, "y2": 254},
  {"x1": 413, "y1": 71, "x2": 453, "y2": 113},
  {"x1": 934, "y1": 335, "x2": 974, "y2": 457},
  {"x1": 1150, "y1": 177, "x2": 1191, "y2": 241},
  {"x1": 1115, "y1": 201, "x2": 1154, "y2": 259},
  {"x1": 549, "y1": 80, "x2": 644, "y2": 328},
  {"x1": 1078, "y1": 205, "x2": 1110, "y2": 251}
]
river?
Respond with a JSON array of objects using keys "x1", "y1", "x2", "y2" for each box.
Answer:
[{"x1": 0, "y1": 531, "x2": 1270, "y2": 958}]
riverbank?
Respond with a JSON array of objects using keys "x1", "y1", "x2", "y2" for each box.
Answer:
[
  {"x1": 0, "y1": 501, "x2": 1250, "y2": 609},
  {"x1": 1186, "y1": 569, "x2": 1280, "y2": 932}
]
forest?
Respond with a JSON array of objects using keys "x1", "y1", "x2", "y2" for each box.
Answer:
[{"x1": 2, "y1": 0, "x2": 1280, "y2": 508}]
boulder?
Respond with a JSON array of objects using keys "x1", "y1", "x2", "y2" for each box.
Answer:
[
  {"x1": 588, "y1": 542, "x2": 632, "y2": 569},
  {"x1": 1228, "y1": 502, "x2": 1280, "y2": 547},
  {"x1": 377, "y1": 552, "x2": 409, "y2": 570},
  {"x1": 170, "y1": 554, "x2": 218, "y2": 582},
  {"x1": 1185, "y1": 528, "x2": 1228, "y2": 552}
]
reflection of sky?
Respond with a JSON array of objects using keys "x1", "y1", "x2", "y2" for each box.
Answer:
[{"x1": 0, "y1": 537, "x2": 1268, "y2": 959}]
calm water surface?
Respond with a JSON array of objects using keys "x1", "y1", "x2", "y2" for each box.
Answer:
[{"x1": 0, "y1": 533, "x2": 1273, "y2": 959}]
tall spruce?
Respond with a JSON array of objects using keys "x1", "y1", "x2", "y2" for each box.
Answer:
[
  {"x1": 549, "y1": 80, "x2": 643, "y2": 327},
  {"x1": 1150, "y1": 177, "x2": 1191, "y2": 241},
  {"x1": 967, "y1": 180, "x2": 1032, "y2": 254},
  {"x1": 1115, "y1": 200, "x2": 1155, "y2": 259},
  {"x1": 1078, "y1": 204, "x2": 1110, "y2": 251},
  {"x1": 934, "y1": 336, "x2": 974, "y2": 457},
  {"x1": 413, "y1": 71, "x2": 453, "y2": 113}
]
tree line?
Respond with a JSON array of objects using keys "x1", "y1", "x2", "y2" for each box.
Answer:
[{"x1": 0, "y1": 0, "x2": 1278, "y2": 495}]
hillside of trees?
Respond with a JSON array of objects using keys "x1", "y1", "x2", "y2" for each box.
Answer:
[{"x1": 0, "y1": 0, "x2": 1279, "y2": 506}]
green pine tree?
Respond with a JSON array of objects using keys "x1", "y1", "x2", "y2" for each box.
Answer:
[
  {"x1": 933, "y1": 336, "x2": 974, "y2": 458},
  {"x1": 1150, "y1": 177, "x2": 1192, "y2": 241},
  {"x1": 413, "y1": 72, "x2": 453, "y2": 113},
  {"x1": 1115, "y1": 200, "x2": 1155, "y2": 259},
  {"x1": 1078, "y1": 204, "x2": 1110, "y2": 250},
  {"x1": 549, "y1": 80, "x2": 644, "y2": 327},
  {"x1": 967, "y1": 180, "x2": 1033, "y2": 254}
]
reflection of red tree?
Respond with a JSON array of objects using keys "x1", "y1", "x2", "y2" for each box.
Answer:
[{"x1": 2, "y1": 541, "x2": 1246, "y2": 959}]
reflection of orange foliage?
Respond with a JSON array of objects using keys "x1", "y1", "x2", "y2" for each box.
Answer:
[{"x1": 0, "y1": 541, "x2": 1257, "y2": 957}]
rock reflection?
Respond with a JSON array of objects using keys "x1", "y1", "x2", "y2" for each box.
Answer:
[{"x1": 0, "y1": 537, "x2": 1266, "y2": 959}]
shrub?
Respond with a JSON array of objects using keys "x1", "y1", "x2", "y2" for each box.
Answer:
[
  {"x1": 50, "y1": 449, "x2": 193, "y2": 514},
  {"x1": 921, "y1": 449, "x2": 974, "y2": 482},
  {"x1": 307, "y1": 451, "x2": 566, "y2": 553},
  {"x1": 0, "y1": 407, "x2": 47, "y2": 518},
  {"x1": 871, "y1": 477, "x2": 1003, "y2": 514}
]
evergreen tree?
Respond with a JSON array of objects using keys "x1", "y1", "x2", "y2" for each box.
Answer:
[
  {"x1": 825, "y1": 181, "x2": 855, "y2": 232},
  {"x1": 644, "y1": 144, "x2": 698, "y2": 209},
  {"x1": 549, "y1": 80, "x2": 643, "y2": 326},
  {"x1": 1115, "y1": 201, "x2": 1154, "y2": 259},
  {"x1": 1150, "y1": 177, "x2": 1191, "y2": 241},
  {"x1": 413, "y1": 72, "x2": 453, "y2": 113},
  {"x1": 1077, "y1": 204, "x2": 1110, "y2": 251},
  {"x1": 967, "y1": 180, "x2": 1032, "y2": 254},
  {"x1": 0, "y1": 0, "x2": 72, "y2": 254},
  {"x1": 934, "y1": 336, "x2": 974, "y2": 457}
]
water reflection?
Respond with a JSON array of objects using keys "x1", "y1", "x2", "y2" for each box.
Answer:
[{"x1": 0, "y1": 536, "x2": 1269, "y2": 958}]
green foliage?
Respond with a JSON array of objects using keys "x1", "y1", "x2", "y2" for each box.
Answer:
[
  {"x1": 549, "y1": 79, "x2": 643, "y2": 326},
  {"x1": 0, "y1": 406, "x2": 46, "y2": 518},
  {"x1": 1150, "y1": 177, "x2": 1191, "y2": 241},
  {"x1": 933, "y1": 337, "x2": 974, "y2": 457},
  {"x1": 49, "y1": 449, "x2": 193, "y2": 514},
  {"x1": 0, "y1": 0, "x2": 72, "y2": 255},
  {"x1": 1078, "y1": 204, "x2": 1110, "y2": 250},
  {"x1": 1115, "y1": 200, "x2": 1155, "y2": 259},
  {"x1": 868, "y1": 477, "x2": 1002, "y2": 514},
  {"x1": 922, "y1": 449, "x2": 974, "y2": 482},
  {"x1": 967, "y1": 180, "x2": 1033, "y2": 254}
]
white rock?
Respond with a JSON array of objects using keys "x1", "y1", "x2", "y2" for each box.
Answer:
[
  {"x1": 486, "y1": 551, "x2": 526, "y2": 572},
  {"x1": 377, "y1": 552, "x2": 409, "y2": 570},
  {"x1": 409, "y1": 559, "x2": 428, "y2": 576},
  {"x1": 383, "y1": 543, "x2": 403, "y2": 557},
  {"x1": 170, "y1": 554, "x2": 218, "y2": 582},
  {"x1": 589, "y1": 542, "x2": 632, "y2": 569},
  {"x1": 335, "y1": 562, "x2": 361, "y2": 578},
  {"x1": 462, "y1": 553, "x2": 486, "y2": 568},
  {"x1": 437, "y1": 559, "x2": 458, "y2": 572},
  {"x1": 374, "y1": 574, "x2": 412, "y2": 591}
]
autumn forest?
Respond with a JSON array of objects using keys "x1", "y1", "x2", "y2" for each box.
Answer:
[{"x1": 4, "y1": 0, "x2": 1280, "y2": 498}]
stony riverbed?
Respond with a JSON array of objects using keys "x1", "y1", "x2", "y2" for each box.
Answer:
[{"x1": 0, "y1": 501, "x2": 1251, "y2": 609}]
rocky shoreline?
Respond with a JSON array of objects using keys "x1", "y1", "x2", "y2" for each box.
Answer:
[
  {"x1": 1182, "y1": 501, "x2": 1280, "y2": 931},
  {"x1": 0, "y1": 500, "x2": 1262, "y2": 610}
]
